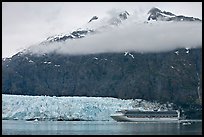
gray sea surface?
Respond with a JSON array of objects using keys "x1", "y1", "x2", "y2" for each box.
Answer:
[{"x1": 2, "y1": 120, "x2": 202, "y2": 135}]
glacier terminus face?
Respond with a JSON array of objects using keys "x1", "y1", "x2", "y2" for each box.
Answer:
[{"x1": 2, "y1": 94, "x2": 171, "y2": 121}]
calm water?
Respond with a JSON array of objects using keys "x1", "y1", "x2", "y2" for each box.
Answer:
[{"x1": 2, "y1": 120, "x2": 202, "y2": 135}]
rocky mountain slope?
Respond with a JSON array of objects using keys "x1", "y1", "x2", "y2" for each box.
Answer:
[
  {"x1": 2, "y1": 7, "x2": 202, "y2": 119},
  {"x1": 148, "y1": 7, "x2": 201, "y2": 21}
]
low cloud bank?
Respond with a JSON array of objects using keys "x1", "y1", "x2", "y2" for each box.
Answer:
[{"x1": 28, "y1": 21, "x2": 202, "y2": 55}]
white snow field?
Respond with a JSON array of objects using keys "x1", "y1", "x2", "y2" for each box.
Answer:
[{"x1": 2, "y1": 94, "x2": 171, "y2": 121}]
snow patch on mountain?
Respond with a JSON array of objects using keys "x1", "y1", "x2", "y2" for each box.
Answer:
[
  {"x1": 147, "y1": 7, "x2": 201, "y2": 22},
  {"x1": 174, "y1": 51, "x2": 179, "y2": 55},
  {"x1": 28, "y1": 60, "x2": 34, "y2": 63},
  {"x1": 185, "y1": 47, "x2": 190, "y2": 54},
  {"x1": 124, "y1": 52, "x2": 134, "y2": 59}
]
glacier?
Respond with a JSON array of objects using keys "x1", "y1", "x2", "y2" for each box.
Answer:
[{"x1": 2, "y1": 94, "x2": 172, "y2": 121}]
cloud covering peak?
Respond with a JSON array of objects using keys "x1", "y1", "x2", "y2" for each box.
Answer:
[{"x1": 26, "y1": 10, "x2": 202, "y2": 56}]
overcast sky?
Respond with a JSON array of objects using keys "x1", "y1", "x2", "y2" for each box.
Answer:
[{"x1": 2, "y1": 2, "x2": 202, "y2": 58}]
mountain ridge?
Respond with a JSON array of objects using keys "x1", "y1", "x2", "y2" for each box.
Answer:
[
  {"x1": 17, "y1": 7, "x2": 200, "y2": 50},
  {"x1": 147, "y1": 7, "x2": 202, "y2": 22},
  {"x1": 2, "y1": 7, "x2": 202, "y2": 119}
]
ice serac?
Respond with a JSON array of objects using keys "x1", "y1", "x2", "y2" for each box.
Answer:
[
  {"x1": 147, "y1": 7, "x2": 202, "y2": 22},
  {"x1": 2, "y1": 94, "x2": 171, "y2": 121}
]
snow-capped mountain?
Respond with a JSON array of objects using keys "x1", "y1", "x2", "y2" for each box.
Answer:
[
  {"x1": 43, "y1": 7, "x2": 201, "y2": 44},
  {"x1": 42, "y1": 10, "x2": 130, "y2": 44},
  {"x1": 19, "y1": 7, "x2": 201, "y2": 57},
  {"x1": 2, "y1": 7, "x2": 202, "y2": 119},
  {"x1": 147, "y1": 7, "x2": 202, "y2": 22},
  {"x1": 42, "y1": 7, "x2": 201, "y2": 44}
]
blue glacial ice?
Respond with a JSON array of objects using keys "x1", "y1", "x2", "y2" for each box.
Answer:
[{"x1": 2, "y1": 94, "x2": 171, "y2": 121}]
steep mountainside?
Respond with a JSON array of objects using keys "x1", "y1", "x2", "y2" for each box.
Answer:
[
  {"x1": 2, "y1": 8, "x2": 202, "y2": 119},
  {"x1": 2, "y1": 48, "x2": 202, "y2": 118}
]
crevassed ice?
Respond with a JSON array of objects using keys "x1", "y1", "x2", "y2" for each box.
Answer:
[{"x1": 2, "y1": 94, "x2": 170, "y2": 121}]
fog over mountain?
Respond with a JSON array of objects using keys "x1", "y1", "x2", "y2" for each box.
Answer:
[
  {"x1": 2, "y1": 7, "x2": 202, "y2": 119},
  {"x1": 25, "y1": 9, "x2": 202, "y2": 56},
  {"x1": 3, "y1": 2, "x2": 202, "y2": 58},
  {"x1": 29, "y1": 22, "x2": 201, "y2": 56}
]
